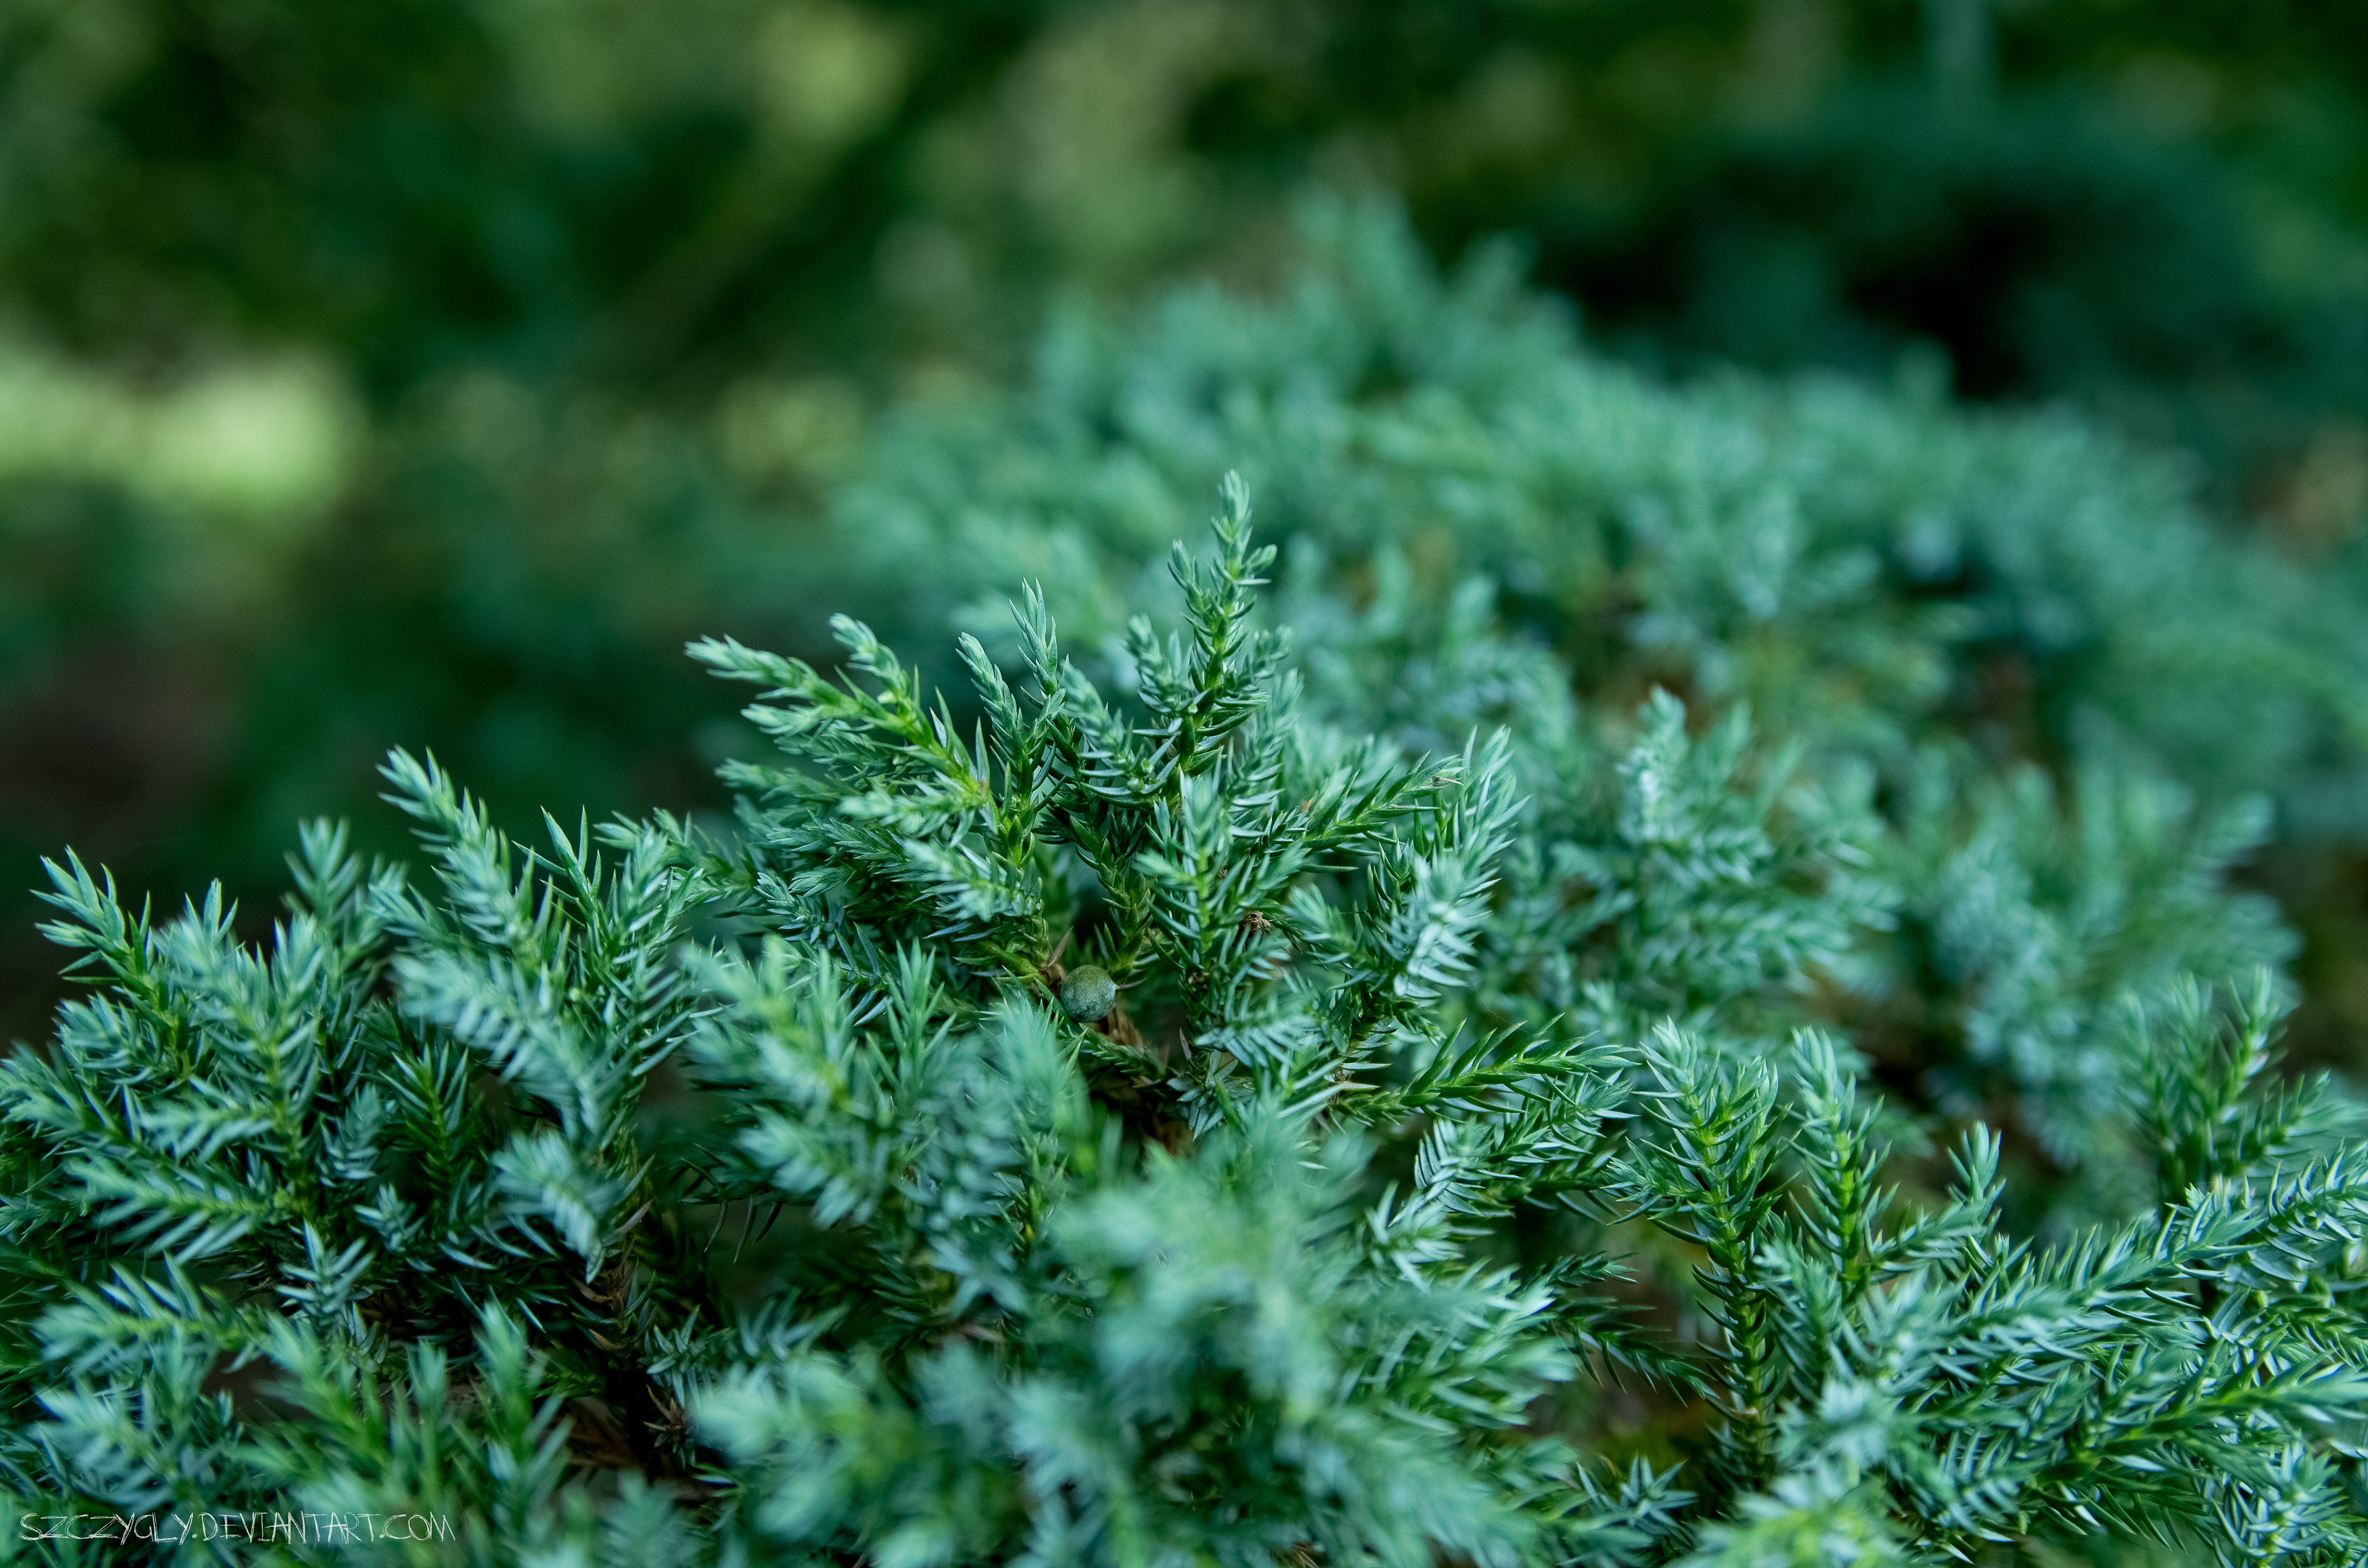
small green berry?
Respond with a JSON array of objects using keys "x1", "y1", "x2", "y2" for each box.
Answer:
[{"x1": 1059, "y1": 964, "x2": 1117, "y2": 1022}]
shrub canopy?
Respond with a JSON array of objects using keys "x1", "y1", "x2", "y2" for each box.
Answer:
[{"x1": 9, "y1": 206, "x2": 2368, "y2": 1564}]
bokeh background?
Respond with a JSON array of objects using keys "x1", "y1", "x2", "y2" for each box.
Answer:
[{"x1": 7, "y1": 0, "x2": 2368, "y2": 1055}]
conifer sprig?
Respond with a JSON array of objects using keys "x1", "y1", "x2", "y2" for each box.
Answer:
[{"x1": 3, "y1": 481, "x2": 2364, "y2": 1566}]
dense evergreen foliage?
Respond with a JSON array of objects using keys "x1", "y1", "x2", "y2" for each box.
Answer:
[
  {"x1": 7, "y1": 9, "x2": 2368, "y2": 1548},
  {"x1": 9, "y1": 374, "x2": 2368, "y2": 1555}
]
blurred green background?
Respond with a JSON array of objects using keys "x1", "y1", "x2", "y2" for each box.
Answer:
[{"x1": 7, "y1": 0, "x2": 2368, "y2": 1051}]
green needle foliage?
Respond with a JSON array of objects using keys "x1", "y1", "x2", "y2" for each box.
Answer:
[
  {"x1": 6, "y1": 469, "x2": 2368, "y2": 1564},
  {"x1": 831, "y1": 195, "x2": 2368, "y2": 1214}
]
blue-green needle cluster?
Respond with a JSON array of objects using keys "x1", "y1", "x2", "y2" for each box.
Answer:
[{"x1": 9, "y1": 205, "x2": 2368, "y2": 1565}]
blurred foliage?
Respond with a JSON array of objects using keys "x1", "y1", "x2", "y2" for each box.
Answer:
[{"x1": 5, "y1": 0, "x2": 2368, "y2": 1060}]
